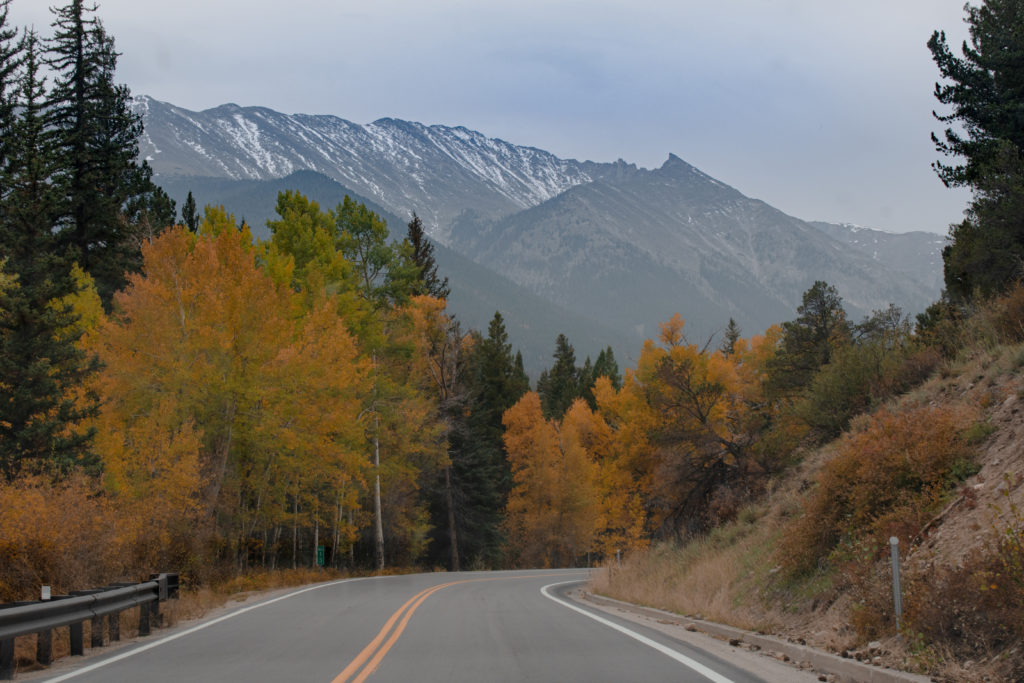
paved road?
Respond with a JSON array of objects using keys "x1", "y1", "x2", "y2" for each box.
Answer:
[{"x1": 37, "y1": 570, "x2": 789, "y2": 682}]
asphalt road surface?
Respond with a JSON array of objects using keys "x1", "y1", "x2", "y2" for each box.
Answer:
[{"x1": 35, "y1": 569, "x2": 800, "y2": 682}]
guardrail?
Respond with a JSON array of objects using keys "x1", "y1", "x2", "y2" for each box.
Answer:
[{"x1": 0, "y1": 573, "x2": 178, "y2": 680}]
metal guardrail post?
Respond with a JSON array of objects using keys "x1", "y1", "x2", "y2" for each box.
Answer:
[
  {"x1": 137, "y1": 601, "x2": 150, "y2": 637},
  {"x1": 90, "y1": 613, "x2": 104, "y2": 648},
  {"x1": 36, "y1": 628, "x2": 51, "y2": 666},
  {"x1": 69, "y1": 621, "x2": 84, "y2": 656},
  {"x1": 1, "y1": 637, "x2": 13, "y2": 680},
  {"x1": 890, "y1": 536, "x2": 903, "y2": 631},
  {"x1": 109, "y1": 610, "x2": 120, "y2": 642}
]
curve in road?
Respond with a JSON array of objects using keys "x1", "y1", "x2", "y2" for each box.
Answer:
[{"x1": 37, "y1": 569, "x2": 788, "y2": 683}]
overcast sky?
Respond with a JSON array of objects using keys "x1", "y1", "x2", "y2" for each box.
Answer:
[{"x1": 11, "y1": 1, "x2": 976, "y2": 234}]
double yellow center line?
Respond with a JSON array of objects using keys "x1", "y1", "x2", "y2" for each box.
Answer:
[
  {"x1": 332, "y1": 573, "x2": 578, "y2": 682},
  {"x1": 331, "y1": 579, "x2": 461, "y2": 683}
]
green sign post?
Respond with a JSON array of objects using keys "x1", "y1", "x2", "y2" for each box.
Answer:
[{"x1": 316, "y1": 545, "x2": 325, "y2": 567}]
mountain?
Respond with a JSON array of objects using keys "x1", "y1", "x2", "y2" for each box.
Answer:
[
  {"x1": 448, "y1": 155, "x2": 938, "y2": 340},
  {"x1": 134, "y1": 96, "x2": 613, "y2": 240},
  {"x1": 807, "y1": 221, "x2": 947, "y2": 294},
  {"x1": 137, "y1": 96, "x2": 944, "y2": 357}
]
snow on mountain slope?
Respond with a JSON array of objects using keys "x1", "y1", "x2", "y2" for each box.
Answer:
[{"x1": 134, "y1": 96, "x2": 601, "y2": 240}]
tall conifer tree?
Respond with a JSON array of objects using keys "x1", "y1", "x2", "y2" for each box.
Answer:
[
  {"x1": 537, "y1": 333, "x2": 582, "y2": 419},
  {"x1": 47, "y1": 0, "x2": 151, "y2": 304},
  {"x1": 406, "y1": 212, "x2": 449, "y2": 299},
  {"x1": 0, "y1": 0, "x2": 20, "y2": 200},
  {"x1": 930, "y1": 1, "x2": 1024, "y2": 298},
  {"x1": 433, "y1": 312, "x2": 528, "y2": 567},
  {"x1": 0, "y1": 29, "x2": 98, "y2": 479},
  {"x1": 182, "y1": 190, "x2": 199, "y2": 231}
]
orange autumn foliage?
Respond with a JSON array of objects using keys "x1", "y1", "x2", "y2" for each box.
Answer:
[
  {"x1": 0, "y1": 475, "x2": 118, "y2": 601},
  {"x1": 503, "y1": 393, "x2": 601, "y2": 566}
]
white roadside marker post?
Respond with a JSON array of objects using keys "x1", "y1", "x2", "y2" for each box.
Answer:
[{"x1": 889, "y1": 536, "x2": 903, "y2": 632}]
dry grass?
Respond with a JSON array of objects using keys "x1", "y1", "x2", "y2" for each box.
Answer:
[{"x1": 591, "y1": 502, "x2": 784, "y2": 633}]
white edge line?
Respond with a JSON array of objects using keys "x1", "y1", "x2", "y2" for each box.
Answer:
[
  {"x1": 43, "y1": 577, "x2": 374, "y2": 682},
  {"x1": 540, "y1": 580, "x2": 736, "y2": 683}
]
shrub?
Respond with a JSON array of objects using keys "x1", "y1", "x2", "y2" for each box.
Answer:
[
  {"x1": 797, "y1": 343, "x2": 941, "y2": 444},
  {"x1": 899, "y1": 531, "x2": 1024, "y2": 679},
  {"x1": 779, "y1": 404, "x2": 976, "y2": 576},
  {"x1": 0, "y1": 475, "x2": 118, "y2": 601}
]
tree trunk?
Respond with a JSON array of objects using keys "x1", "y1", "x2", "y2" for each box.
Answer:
[
  {"x1": 270, "y1": 525, "x2": 281, "y2": 570},
  {"x1": 292, "y1": 495, "x2": 298, "y2": 570},
  {"x1": 313, "y1": 504, "x2": 319, "y2": 568},
  {"x1": 445, "y1": 465, "x2": 460, "y2": 572},
  {"x1": 332, "y1": 496, "x2": 341, "y2": 570},
  {"x1": 373, "y1": 414, "x2": 385, "y2": 571},
  {"x1": 348, "y1": 508, "x2": 355, "y2": 567}
]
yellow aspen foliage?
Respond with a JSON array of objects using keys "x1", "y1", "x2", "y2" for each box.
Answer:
[
  {"x1": 255, "y1": 299, "x2": 371, "y2": 551},
  {"x1": 98, "y1": 226, "x2": 294, "y2": 514},
  {"x1": 374, "y1": 304, "x2": 449, "y2": 565},
  {"x1": 55, "y1": 264, "x2": 104, "y2": 342},
  {"x1": 90, "y1": 225, "x2": 374, "y2": 570},
  {"x1": 93, "y1": 399, "x2": 203, "y2": 571},
  {"x1": 561, "y1": 398, "x2": 647, "y2": 556},
  {"x1": 503, "y1": 393, "x2": 602, "y2": 567}
]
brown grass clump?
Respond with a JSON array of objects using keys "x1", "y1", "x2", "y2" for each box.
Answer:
[
  {"x1": 591, "y1": 510, "x2": 777, "y2": 632},
  {"x1": 895, "y1": 489, "x2": 1024, "y2": 679}
]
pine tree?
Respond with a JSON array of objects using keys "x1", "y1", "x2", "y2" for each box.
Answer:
[
  {"x1": 0, "y1": 0, "x2": 20, "y2": 198},
  {"x1": 124, "y1": 161, "x2": 176, "y2": 240},
  {"x1": 439, "y1": 312, "x2": 529, "y2": 567},
  {"x1": 0, "y1": 29, "x2": 98, "y2": 480},
  {"x1": 182, "y1": 190, "x2": 199, "y2": 231},
  {"x1": 581, "y1": 346, "x2": 622, "y2": 408},
  {"x1": 720, "y1": 318, "x2": 741, "y2": 356},
  {"x1": 537, "y1": 333, "x2": 581, "y2": 419},
  {"x1": 406, "y1": 212, "x2": 449, "y2": 299},
  {"x1": 767, "y1": 281, "x2": 850, "y2": 396},
  {"x1": 46, "y1": 0, "x2": 152, "y2": 305},
  {"x1": 593, "y1": 346, "x2": 622, "y2": 389},
  {"x1": 930, "y1": 1, "x2": 1024, "y2": 298}
]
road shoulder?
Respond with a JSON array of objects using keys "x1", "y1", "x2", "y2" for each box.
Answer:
[{"x1": 573, "y1": 590, "x2": 931, "y2": 683}]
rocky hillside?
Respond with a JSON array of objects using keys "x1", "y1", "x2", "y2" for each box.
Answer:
[
  {"x1": 809, "y1": 221, "x2": 947, "y2": 294},
  {"x1": 450, "y1": 155, "x2": 938, "y2": 340},
  {"x1": 135, "y1": 95, "x2": 613, "y2": 238}
]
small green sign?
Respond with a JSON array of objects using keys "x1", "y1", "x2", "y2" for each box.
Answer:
[{"x1": 316, "y1": 545, "x2": 325, "y2": 567}]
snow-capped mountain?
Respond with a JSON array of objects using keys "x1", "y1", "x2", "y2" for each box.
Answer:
[
  {"x1": 134, "y1": 96, "x2": 608, "y2": 241},
  {"x1": 136, "y1": 96, "x2": 946, "y2": 357}
]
